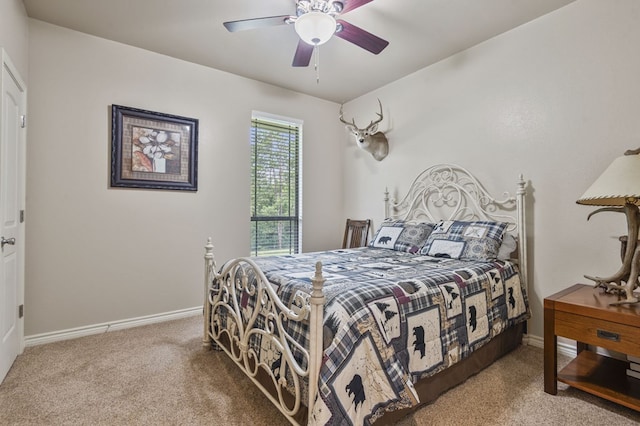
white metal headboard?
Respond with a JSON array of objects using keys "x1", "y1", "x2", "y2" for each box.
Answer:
[{"x1": 384, "y1": 164, "x2": 528, "y2": 289}]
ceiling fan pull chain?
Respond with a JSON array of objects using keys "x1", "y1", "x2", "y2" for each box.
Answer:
[{"x1": 314, "y1": 45, "x2": 320, "y2": 84}]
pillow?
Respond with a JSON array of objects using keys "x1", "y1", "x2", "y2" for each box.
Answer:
[
  {"x1": 369, "y1": 219, "x2": 435, "y2": 254},
  {"x1": 497, "y1": 233, "x2": 518, "y2": 260},
  {"x1": 420, "y1": 220, "x2": 508, "y2": 261}
]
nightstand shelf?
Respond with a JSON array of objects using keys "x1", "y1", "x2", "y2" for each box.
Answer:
[
  {"x1": 544, "y1": 283, "x2": 640, "y2": 412},
  {"x1": 558, "y1": 350, "x2": 640, "y2": 410}
]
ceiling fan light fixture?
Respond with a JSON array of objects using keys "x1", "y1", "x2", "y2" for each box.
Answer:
[{"x1": 294, "y1": 11, "x2": 336, "y2": 46}]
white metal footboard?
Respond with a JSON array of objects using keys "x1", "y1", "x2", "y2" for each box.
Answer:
[{"x1": 203, "y1": 239, "x2": 325, "y2": 426}]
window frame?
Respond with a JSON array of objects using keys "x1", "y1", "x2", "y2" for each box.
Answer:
[{"x1": 250, "y1": 111, "x2": 303, "y2": 256}]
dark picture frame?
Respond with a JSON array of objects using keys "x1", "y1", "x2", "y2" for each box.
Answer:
[{"x1": 111, "y1": 105, "x2": 198, "y2": 191}]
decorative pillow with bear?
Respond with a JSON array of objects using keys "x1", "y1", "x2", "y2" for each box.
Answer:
[
  {"x1": 420, "y1": 220, "x2": 508, "y2": 261},
  {"x1": 369, "y1": 219, "x2": 435, "y2": 254}
]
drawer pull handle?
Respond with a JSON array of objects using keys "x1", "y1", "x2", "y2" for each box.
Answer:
[{"x1": 597, "y1": 329, "x2": 619, "y2": 342}]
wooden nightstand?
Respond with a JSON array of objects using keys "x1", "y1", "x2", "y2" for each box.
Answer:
[{"x1": 544, "y1": 284, "x2": 640, "y2": 411}]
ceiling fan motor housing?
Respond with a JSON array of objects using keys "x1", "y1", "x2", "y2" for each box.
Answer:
[{"x1": 297, "y1": 1, "x2": 344, "y2": 16}]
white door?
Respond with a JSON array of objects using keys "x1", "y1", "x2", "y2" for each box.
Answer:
[{"x1": 0, "y1": 50, "x2": 26, "y2": 384}]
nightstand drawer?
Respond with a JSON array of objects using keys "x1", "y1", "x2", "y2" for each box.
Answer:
[{"x1": 555, "y1": 311, "x2": 640, "y2": 356}]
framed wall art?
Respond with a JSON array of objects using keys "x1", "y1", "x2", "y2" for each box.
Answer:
[{"x1": 111, "y1": 105, "x2": 198, "y2": 191}]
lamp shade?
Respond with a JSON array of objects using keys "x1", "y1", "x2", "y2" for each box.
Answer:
[
  {"x1": 577, "y1": 153, "x2": 640, "y2": 206},
  {"x1": 294, "y1": 12, "x2": 336, "y2": 46}
]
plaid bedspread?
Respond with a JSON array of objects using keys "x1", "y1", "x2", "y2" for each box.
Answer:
[{"x1": 220, "y1": 247, "x2": 530, "y2": 425}]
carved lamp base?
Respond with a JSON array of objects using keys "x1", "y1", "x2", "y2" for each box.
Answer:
[{"x1": 585, "y1": 203, "x2": 640, "y2": 305}]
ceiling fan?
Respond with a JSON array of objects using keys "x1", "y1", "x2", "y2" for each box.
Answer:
[{"x1": 223, "y1": 0, "x2": 389, "y2": 67}]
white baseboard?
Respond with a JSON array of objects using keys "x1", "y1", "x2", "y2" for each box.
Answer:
[
  {"x1": 526, "y1": 333, "x2": 577, "y2": 358},
  {"x1": 24, "y1": 306, "x2": 201, "y2": 347}
]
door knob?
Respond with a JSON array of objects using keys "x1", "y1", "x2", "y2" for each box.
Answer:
[{"x1": 1, "y1": 237, "x2": 15, "y2": 248}]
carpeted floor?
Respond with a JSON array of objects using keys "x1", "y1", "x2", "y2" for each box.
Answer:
[{"x1": 1, "y1": 316, "x2": 639, "y2": 425}]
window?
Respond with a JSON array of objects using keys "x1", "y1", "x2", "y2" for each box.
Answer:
[{"x1": 250, "y1": 113, "x2": 302, "y2": 256}]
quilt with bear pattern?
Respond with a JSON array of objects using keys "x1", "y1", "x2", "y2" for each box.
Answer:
[{"x1": 225, "y1": 246, "x2": 529, "y2": 425}]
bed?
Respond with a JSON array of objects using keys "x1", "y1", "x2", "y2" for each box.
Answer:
[{"x1": 203, "y1": 163, "x2": 530, "y2": 425}]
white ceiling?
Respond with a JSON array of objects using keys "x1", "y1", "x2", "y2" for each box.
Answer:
[{"x1": 22, "y1": 0, "x2": 576, "y2": 103}]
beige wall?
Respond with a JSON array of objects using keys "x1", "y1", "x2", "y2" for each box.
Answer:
[
  {"x1": 23, "y1": 0, "x2": 640, "y2": 340},
  {"x1": 0, "y1": 0, "x2": 29, "y2": 80},
  {"x1": 26, "y1": 20, "x2": 345, "y2": 335},
  {"x1": 341, "y1": 0, "x2": 640, "y2": 339}
]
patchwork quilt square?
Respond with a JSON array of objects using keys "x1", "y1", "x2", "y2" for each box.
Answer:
[
  {"x1": 464, "y1": 290, "x2": 489, "y2": 346},
  {"x1": 406, "y1": 306, "x2": 444, "y2": 375},
  {"x1": 328, "y1": 333, "x2": 399, "y2": 425}
]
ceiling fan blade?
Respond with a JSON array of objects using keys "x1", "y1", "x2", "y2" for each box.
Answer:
[
  {"x1": 223, "y1": 15, "x2": 290, "y2": 32},
  {"x1": 341, "y1": 0, "x2": 375, "y2": 14},
  {"x1": 335, "y1": 20, "x2": 389, "y2": 54},
  {"x1": 292, "y1": 41, "x2": 314, "y2": 67}
]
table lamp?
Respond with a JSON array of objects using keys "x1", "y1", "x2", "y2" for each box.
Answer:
[{"x1": 576, "y1": 150, "x2": 640, "y2": 305}]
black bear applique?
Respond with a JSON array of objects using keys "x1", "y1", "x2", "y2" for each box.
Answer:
[
  {"x1": 468, "y1": 305, "x2": 477, "y2": 332},
  {"x1": 377, "y1": 236, "x2": 392, "y2": 245},
  {"x1": 345, "y1": 374, "x2": 366, "y2": 410},
  {"x1": 412, "y1": 326, "x2": 426, "y2": 358},
  {"x1": 508, "y1": 287, "x2": 516, "y2": 309}
]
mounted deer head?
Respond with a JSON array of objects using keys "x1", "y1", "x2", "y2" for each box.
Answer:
[{"x1": 339, "y1": 99, "x2": 389, "y2": 161}]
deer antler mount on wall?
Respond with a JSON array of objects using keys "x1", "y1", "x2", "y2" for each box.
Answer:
[{"x1": 339, "y1": 99, "x2": 389, "y2": 161}]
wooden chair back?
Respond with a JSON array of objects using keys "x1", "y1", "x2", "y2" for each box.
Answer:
[{"x1": 342, "y1": 219, "x2": 371, "y2": 249}]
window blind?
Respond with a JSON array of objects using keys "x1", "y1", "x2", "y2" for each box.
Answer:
[{"x1": 250, "y1": 117, "x2": 301, "y2": 256}]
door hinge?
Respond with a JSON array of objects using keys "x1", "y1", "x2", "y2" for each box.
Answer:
[
  {"x1": 18, "y1": 304, "x2": 23, "y2": 318},
  {"x1": 20, "y1": 115, "x2": 26, "y2": 128},
  {"x1": 20, "y1": 210, "x2": 24, "y2": 223}
]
